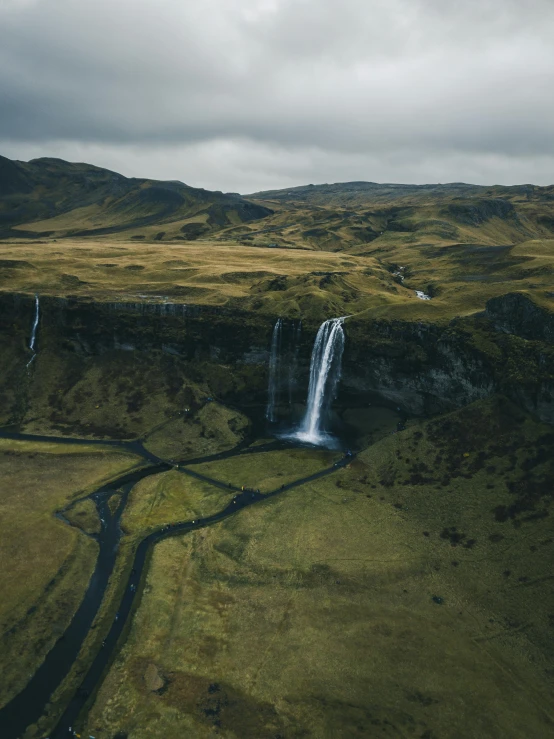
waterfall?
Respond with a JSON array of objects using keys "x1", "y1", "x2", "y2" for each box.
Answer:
[
  {"x1": 265, "y1": 318, "x2": 283, "y2": 422},
  {"x1": 294, "y1": 317, "x2": 345, "y2": 445},
  {"x1": 288, "y1": 320, "x2": 302, "y2": 405},
  {"x1": 26, "y1": 294, "x2": 40, "y2": 368}
]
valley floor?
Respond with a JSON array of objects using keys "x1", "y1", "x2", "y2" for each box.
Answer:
[
  {"x1": 82, "y1": 398, "x2": 554, "y2": 739},
  {"x1": 1, "y1": 397, "x2": 552, "y2": 738}
]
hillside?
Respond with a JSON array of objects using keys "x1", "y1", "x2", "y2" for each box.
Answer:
[
  {"x1": 0, "y1": 156, "x2": 272, "y2": 240},
  {"x1": 215, "y1": 180, "x2": 554, "y2": 254}
]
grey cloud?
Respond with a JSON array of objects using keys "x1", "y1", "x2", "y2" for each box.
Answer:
[{"x1": 1, "y1": 0, "x2": 553, "y2": 188}]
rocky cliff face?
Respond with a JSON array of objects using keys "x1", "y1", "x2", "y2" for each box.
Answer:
[
  {"x1": 485, "y1": 292, "x2": 554, "y2": 343},
  {"x1": 1, "y1": 291, "x2": 553, "y2": 435},
  {"x1": 345, "y1": 316, "x2": 554, "y2": 423},
  {"x1": 342, "y1": 321, "x2": 496, "y2": 416}
]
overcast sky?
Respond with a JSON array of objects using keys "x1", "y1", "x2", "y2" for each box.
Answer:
[{"x1": 1, "y1": 0, "x2": 553, "y2": 192}]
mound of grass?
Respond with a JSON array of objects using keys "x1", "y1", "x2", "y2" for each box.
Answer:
[
  {"x1": 144, "y1": 402, "x2": 249, "y2": 462},
  {"x1": 63, "y1": 497, "x2": 101, "y2": 535}
]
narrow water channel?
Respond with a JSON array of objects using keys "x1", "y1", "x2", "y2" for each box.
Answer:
[{"x1": 0, "y1": 429, "x2": 351, "y2": 739}]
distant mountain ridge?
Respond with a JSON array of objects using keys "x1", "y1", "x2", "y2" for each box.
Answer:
[
  {"x1": 248, "y1": 180, "x2": 547, "y2": 205},
  {"x1": 0, "y1": 156, "x2": 273, "y2": 240},
  {"x1": 239, "y1": 178, "x2": 554, "y2": 252},
  {"x1": 2, "y1": 155, "x2": 554, "y2": 252}
]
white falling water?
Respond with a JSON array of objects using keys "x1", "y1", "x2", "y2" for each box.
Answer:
[
  {"x1": 26, "y1": 294, "x2": 40, "y2": 368},
  {"x1": 265, "y1": 318, "x2": 283, "y2": 422},
  {"x1": 293, "y1": 317, "x2": 345, "y2": 445}
]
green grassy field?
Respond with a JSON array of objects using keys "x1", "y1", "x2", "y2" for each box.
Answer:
[
  {"x1": 122, "y1": 470, "x2": 235, "y2": 536},
  {"x1": 81, "y1": 397, "x2": 554, "y2": 739},
  {"x1": 191, "y1": 447, "x2": 339, "y2": 492},
  {"x1": 143, "y1": 403, "x2": 249, "y2": 462},
  {"x1": 0, "y1": 441, "x2": 142, "y2": 709}
]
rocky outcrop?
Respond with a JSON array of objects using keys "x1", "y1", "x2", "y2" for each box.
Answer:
[
  {"x1": 342, "y1": 321, "x2": 495, "y2": 416},
  {"x1": 485, "y1": 292, "x2": 554, "y2": 343}
]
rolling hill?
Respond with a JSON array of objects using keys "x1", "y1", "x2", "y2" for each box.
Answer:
[
  {"x1": 0, "y1": 156, "x2": 273, "y2": 240},
  {"x1": 226, "y1": 180, "x2": 554, "y2": 253}
]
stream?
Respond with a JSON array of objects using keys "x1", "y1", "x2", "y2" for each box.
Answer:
[{"x1": 0, "y1": 426, "x2": 351, "y2": 739}]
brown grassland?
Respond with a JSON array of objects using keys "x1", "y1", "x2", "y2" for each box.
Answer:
[{"x1": 1, "y1": 236, "x2": 553, "y2": 322}]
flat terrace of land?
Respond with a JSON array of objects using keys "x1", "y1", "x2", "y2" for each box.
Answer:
[{"x1": 1, "y1": 238, "x2": 553, "y2": 321}]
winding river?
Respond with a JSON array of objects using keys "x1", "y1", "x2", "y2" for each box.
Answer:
[{"x1": 0, "y1": 423, "x2": 351, "y2": 739}]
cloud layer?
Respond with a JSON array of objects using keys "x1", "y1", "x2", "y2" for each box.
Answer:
[{"x1": 1, "y1": 0, "x2": 553, "y2": 191}]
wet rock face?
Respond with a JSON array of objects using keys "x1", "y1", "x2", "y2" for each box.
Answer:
[
  {"x1": 485, "y1": 293, "x2": 554, "y2": 343},
  {"x1": 342, "y1": 321, "x2": 496, "y2": 416}
]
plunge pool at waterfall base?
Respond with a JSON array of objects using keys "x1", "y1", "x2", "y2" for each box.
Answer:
[
  {"x1": 279, "y1": 428, "x2": 342, "y2": 449},
  {"x1": 265, "y1": 401, "x2": 406, "y2": 451}
]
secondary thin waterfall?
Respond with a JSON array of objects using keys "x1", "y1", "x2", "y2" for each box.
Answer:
[
  {"x1": 26, "y1": 294, "x2": 40, "y2": 367},
  {"x1": 265, "y1": 318, "x2": 283, "y2": 422},
  {"x1": 296, "y1": 317, "x2": 345, "y2": 444}
]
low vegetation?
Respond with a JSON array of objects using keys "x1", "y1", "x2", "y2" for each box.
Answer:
[
  {"x1": 83, "y1": 397, "x2": 554, "y2": 739},
  {"x1": 122, "y1": 470, "x2": 235, "y2": 537},
  {"x1": 1, "y1": 236, "x2": 553, "y2": 323},
  {"x1": 191, "y1": 446, "x2": 339, "y2": 492},
  {"x1": 144, "y1": 403, "x2": 249, "y2": 462},
  {"x1": 0, "y1": 441, "x2": 142, "y2": 708}
]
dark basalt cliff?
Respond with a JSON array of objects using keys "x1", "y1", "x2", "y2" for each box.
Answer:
[
  {"x1": 1, "y1": 291, "x2": 553, "y2": 434},
  {"x1": 485, "y1": 292, "x2": 554, "y2": 343}
]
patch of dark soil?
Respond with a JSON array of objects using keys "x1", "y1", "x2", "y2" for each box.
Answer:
[
  {"x1": 60, "y1": 273, "x2": 87, "y2": 286},
  {"x1": 141, "y1": 667, "x2": 286, "y2": 737},
  {"x1": 439, "y1": 526, "x2": 476, "y2": 548},
  {"x1": 493, "y1": 474, "x2": 553, "y2": 524},
  {"x1": 180, "y1": 222, "x2": 210, "y2": 239},
  {"x1": 0, "y1": 259, "x2": 36, "y2": 269}
]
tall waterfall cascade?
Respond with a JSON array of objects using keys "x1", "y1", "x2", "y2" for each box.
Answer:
[
  {"x1": 293, "y1": 317, "x2": 345, "y2": 445},
  {"x1": 26, "y1": 294, "x2": 40, "y2": 368},
  {"x1": 265, "y1": 318, "x2": 283, "y2": 422}
]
